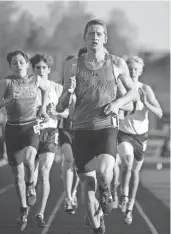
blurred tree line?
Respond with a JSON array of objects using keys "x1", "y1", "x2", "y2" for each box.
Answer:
[{"x1": 0, "y1": 1, "x2": 138, "y2": 81}]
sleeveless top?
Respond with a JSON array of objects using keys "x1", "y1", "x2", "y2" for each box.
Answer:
[
  {"x1": 4, "y1": 74, "x2": 39, "y2": 124},
  {"x1": 73, "y1": 53, "x2": 118, "y2": 130},
  {"x1": 37, "y1": 80, "x2": 63, "y2": 129},
  {"x1": 119, "y1": 82, "x2": 149, "y2": 135}
]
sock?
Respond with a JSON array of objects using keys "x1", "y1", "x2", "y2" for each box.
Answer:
[
  {"x1": 36, "y1": 213, "x2": 44, "y2": 219},
  {"x1": 127, "y1": 199, "x2": 135, "y2": 211},
  {"x1": 94, "y1": 226, "x2": 102, "y2": 233},
  {"x1": 26, "y1": 181, "x2": 33, "y2": 187},
  {"x1": 20, "y1": 207, "x2": 27, "y2": 213}
]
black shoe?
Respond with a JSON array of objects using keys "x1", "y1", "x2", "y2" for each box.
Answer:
[
  {"x1": 35, "y1": 214, "x2": 47, "y2": 227},
  {"x1": 99, "y1": 185, "x2": 113, "y2": 215}
]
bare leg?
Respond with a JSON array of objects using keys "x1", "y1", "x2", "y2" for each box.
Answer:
[
  {"x1": 12, "y1": 162, "x2": 27, "y2": 208},
  {"x1": 36, "y1": 152, "x2": 55, "y2": 216}
]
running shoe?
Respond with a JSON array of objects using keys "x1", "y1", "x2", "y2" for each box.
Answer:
[
  {"x1": 72, "y1": 193, "x2": 78, "y2": 209},
  {"x1": 119, "y1": 195, "x2": 128, "y2": 213},
  {"x1": 93, "y1": 215, "x2": 106, "y2": 234},
  {"x1": 18, "y1": 206, "x2": 30, "y2": 231},
  {"x1": 124, "y1": 209, "x2": 133, "y2": 225},
  {"x1": 64, "y1": 198, "x2": 75, "y2": 214},
  {"x1": 26, "y1": 184, "x2": 36, "y2": 206},
  {"x1": 35, "y1": 214, "x2": 47, "y2": 227},
  {"x1": 99, "y1": 185, "x2": 113, "y2": 215}
]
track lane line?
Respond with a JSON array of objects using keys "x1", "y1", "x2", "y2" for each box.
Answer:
[
  {"x1": 40, "y1": 192, "x2": 65, "y2": 234},
  {"x1": 0, "y1": 184, "x2": 14, "y2": 195},
  {"x1": 135, "y1": 200, "x2": 159, "y2": 234}
]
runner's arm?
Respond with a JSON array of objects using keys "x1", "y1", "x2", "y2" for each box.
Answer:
[
  {"x1": 37, "y1": 76, "x2": 49, "y2": 110},
  {"x1": 116, "y1": 80, "x2": 134, "y2": 112},
  {"x1": 140, "y1": 84, "x2": 163, "y2": 118},
  {"x1": 56, "y1": 58, "x2": 77, "y2": 112},
  {"x1": 113, "y1": 57, "x2": 137, "y2": 108},
  {"x1": 0, "y1": 79, "x2": 19, "y2": 109}
]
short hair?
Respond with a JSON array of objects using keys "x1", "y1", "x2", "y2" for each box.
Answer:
[
  {"x1": 65, "y1": 55, "x2": 75, "y2": 62},
  {"x1": 83, "y1": 19, "x2": 107, "y2": 39},
  {"x1": 30, "y1": 54, "x2": 54, "y2": 69},
  {"x1": 126, "y1": 56, "x2": 144, "y2": 67},
  {"x1": 7, "y1": 50, "x2": 29, "y2": 65},
  {"x1": 78, "y1": 47, "x2": 87, "y2": 57}
]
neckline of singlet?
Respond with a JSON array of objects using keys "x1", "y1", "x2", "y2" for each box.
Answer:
[
  {"x1": 82, "y1": 53, "x2": 110, "y2": 71},
  {"x1": 11, "y1": 74, "x2": 32, "y2": 84}
]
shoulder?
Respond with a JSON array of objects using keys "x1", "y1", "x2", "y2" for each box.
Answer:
[
  {"x1": 2, "y1": 75, "x2": 13, "y2": 87},
  {"x1": 53, "y1": 81, "x2": 63, "y2": 92},
  {"x1": 110, "y1": 55, "x2": 127, "y2": 68},
  {"x1": 64, "y1": 57, "x2": 78, "y2": 75},
  {"x1": 141, "y1": 83, "x2": 152, "y2": 93},
  {"x1": 110, "y1": 54, "x2": 129, "y2": 77}
]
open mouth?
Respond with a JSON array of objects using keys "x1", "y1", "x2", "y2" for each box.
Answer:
[{"x1": 92, "y1": 41, "x2": 98, "y2": 46}]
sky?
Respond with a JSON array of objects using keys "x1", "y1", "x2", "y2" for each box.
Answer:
[{"x1": 17, "y1": 0, "x2": 170, "y2": 52}]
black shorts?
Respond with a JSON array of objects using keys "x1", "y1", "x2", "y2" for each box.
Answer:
[
  {"x1": 58, "y1": 128, "x2": 74, "y2": 147},
  {"x1": 37, "y1": 128, "x2": 58, "y2": 155},
  {"x1": 5, "y1": 121, "x2": 40, "y2": 166},
  {"x1": 118, "y1": 130, "x2": 148, "y2": 161},
  {"x1": 74, "y1": 127, "x2": 118, "y2": 174}
]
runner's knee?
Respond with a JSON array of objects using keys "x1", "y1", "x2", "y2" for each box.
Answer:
[
  {"x1": 122, "y1": 154, "x2": 134, "y2": 170},
  {"x1": 96, "y1": 154, "x2": 115, "y2": 177}
]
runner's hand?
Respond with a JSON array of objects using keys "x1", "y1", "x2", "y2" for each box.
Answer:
[
  {"x1": 37, "y1": 106, "x2": 49, "y2": 123},
  {"x1": 47, "y1": 103, "x2": 58, "y2": 116},
  {"x1": 139, "y1": 88, "x2": 147, "y2": 104},
  {"x1": 63, "y1": 76, "x2": 76, "y2": 93},
  {"x1": 7, "y1": 89, "x2": 20, "y2": 102},
  {"x1": 104, "y1": 101, "x2": 120, "y2": 116}
]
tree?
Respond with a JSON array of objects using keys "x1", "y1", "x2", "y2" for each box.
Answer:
[{"x1": 106, "y1": 9, "x2": 138, "y2": 57}]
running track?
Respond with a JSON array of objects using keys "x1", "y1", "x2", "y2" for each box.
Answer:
[{"x1": 0, "y1": 162, "x2": 169, "y2": 234}]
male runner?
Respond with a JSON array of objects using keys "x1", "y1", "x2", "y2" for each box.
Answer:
[
  {"x1": 0, "y1": 50, "x2": 48, "y2": 231},
  {"x1": 30, "y1": 54, "x2": 67, "y2": 226},
  {"x1": 57, "y1": 19, "x2": 137, "y2": 234},
  {"x1": 118, "y1": 56, "x2": 163, "y2": 224}
]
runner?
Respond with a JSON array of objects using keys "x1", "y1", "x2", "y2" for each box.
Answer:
[
  {"x1": 30, "y1": 54, "x2": 67, "y2": 226},
  {"x1": 118, "y1": 56, "x2": 163, "y2": 224},
  {"x1": 0, "y1": 50, "x2": 49, "y2": 231},
  {"x1": 57, "y1": 19, "x2": 137, "y2": 234},
  {"x1": 59, "y1": 49, "x2": 87, "y2": 215}
]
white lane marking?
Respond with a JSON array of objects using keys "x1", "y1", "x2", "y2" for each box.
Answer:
[
  {"x1": 40, "y1": 192, "x2": 65, "y2": 234},
  {"x1": 0, "y1": 184, "x2": 14, "y2": 195},
  {"x1": 135, "y1": 200, "x2": 159, "y2": 234}
]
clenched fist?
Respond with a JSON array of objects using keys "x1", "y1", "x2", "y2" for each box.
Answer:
[
  {"x1": 7, "y1": 88, "x2": 20, "y2": 102},
  {"x1": 64, "y1": 76, "x2": 76, "y2": 94}
]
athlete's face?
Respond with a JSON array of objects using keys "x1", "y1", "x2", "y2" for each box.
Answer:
[
  {"x1": 84, "y1": 24, "x2": 107, "y2": 52},
  {"x1": 10, "y1": 54, "x2": 29, "y2": 78},
  {"x1": 127, "y1": 61, "x2": 143, "y2": 81},
  {"x1": 33, "y1": 61, "x2": 50, "y2": 79}
]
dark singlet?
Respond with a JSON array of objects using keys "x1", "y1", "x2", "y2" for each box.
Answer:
[
  {"x1": 73, "y1": 53, "x2": 118, "y2": 130},
  {"x1": 4, "y1": 74, "x2": 39, "y2": 124}
]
